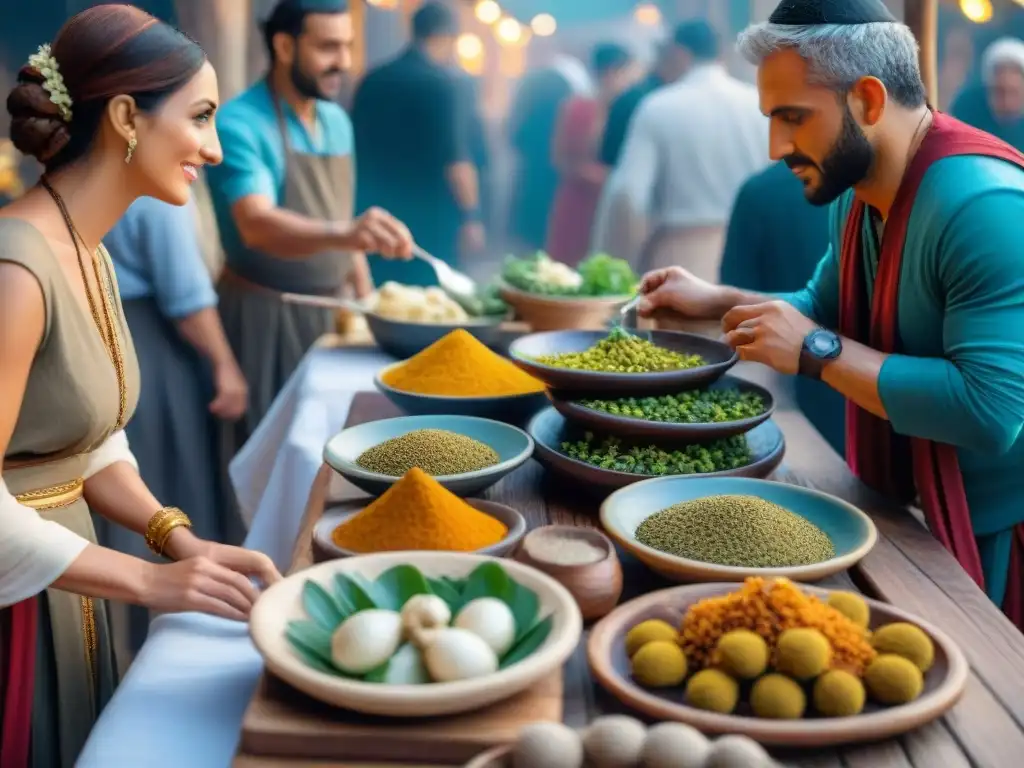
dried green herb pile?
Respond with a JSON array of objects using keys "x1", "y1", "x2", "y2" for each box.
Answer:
[
  {"x1": 635, "y1": 494, "x2": 836, "y2": 567},
  {"x1": 533, "y1": 327, "x2": 704, "y2": 373},
  {"x1": 579, "y1": 388, "x2": 766, "y2": 424},
  {"x1": 356, "y1": 429, "x2": 499, "y2": 476},
  {"x1": 560, "y1": 432, "x2": 751, "y2": 475}
]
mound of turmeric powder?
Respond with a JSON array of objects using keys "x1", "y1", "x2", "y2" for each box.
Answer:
[
  {"x1": 680, "y1": 577, "x2": 876, "y2": 676},
  {"x1": 380, "y1": 329, "x2": 544, "y2": 397},
  {"x1": 332, "y1": 467, "x2": 508, "y2": 553}
]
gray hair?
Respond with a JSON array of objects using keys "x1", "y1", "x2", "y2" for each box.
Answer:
[
  {"x1": 982, "y1": 38, "x2": 1024, "y2": 84},
  {"x1": 737, "y1": 22, "x2": 926, "y2": 108}
]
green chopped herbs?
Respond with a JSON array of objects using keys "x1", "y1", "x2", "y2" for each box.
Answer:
[
  {"x1": 356, "y1": 429, "x2": 499, "y2": 477},
  {"x1": 634, "y1": 494, "x2": 836, "y2": 567},
  {"x1": 560, "y1": 432, "x2": 751, "y2": 476},
  {"x1": 580, "y1": 389, "x2": 766, "y2": 424},
  {"x1": 534, "y1": 326, "x2": 705, "y2": 373}
]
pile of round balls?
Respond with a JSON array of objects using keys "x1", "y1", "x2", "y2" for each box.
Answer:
[
  {"x1": 510, "y1": 717, "x2": 778, "y2": 768},
  {"x1": 626, "y1": 585, "x2": 936, "y2": 720}
]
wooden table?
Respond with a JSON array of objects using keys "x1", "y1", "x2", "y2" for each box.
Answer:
[{"x1": 242, "y1": 391, "x2": 1024, "y2": 768}]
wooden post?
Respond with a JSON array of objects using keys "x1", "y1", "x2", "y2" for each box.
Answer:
[
  {"x1": 351, "y1": 0, "x2": 367, "y2": 81},
  {"x1": 174, "y1": 0, "x2": 251, "y2": 100},
  {"x1": 904, "y1": 0, "x2": 939, "y2": 106}
]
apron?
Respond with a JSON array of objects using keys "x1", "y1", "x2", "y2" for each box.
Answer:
[{"x1": 218, "y1": 82, "x2": 356, "y2": 456}]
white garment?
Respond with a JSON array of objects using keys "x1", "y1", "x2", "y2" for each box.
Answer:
[
  {"x1": 0, "y1": 430, "x2": 138, "y2": 607},
  {"x1": 603, "y1": 64, "x2": 770, "y2": 230},
  {"x1": 550, "y1": 54, "x2": 594, "y2": 97}
]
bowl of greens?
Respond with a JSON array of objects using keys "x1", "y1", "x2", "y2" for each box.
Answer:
[
  {"x1": 526, "y1": 407, "x2": 785, "y2": 495},
  {"x1": 249, "y1": 552, "x2": 582, "y2": 717},
  {"x1": 498, "y1": 252, "x2": 637, "y2": 331}
]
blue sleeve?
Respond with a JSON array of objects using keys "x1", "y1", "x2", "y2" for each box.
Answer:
[
  {"x1": 878, "y1": 190, "x2": 1024, "y2": 454},
  {"x1": 137, "y1": 200, "x2": 217, "y2": 319},
  {"x1": 207, "y1": 110, "x2": 278, "y2": 205},
  {"x1": 720, "y1": 180, "x2": 763, "y2": 291},
  {"x1": 781, "y1": 245, "x2": 839, "y2": 327}
]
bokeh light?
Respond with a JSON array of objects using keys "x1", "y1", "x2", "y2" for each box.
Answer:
[
  {"x1": 475, "y1": 0, "x2": 502, "y2": 25},
  {"x1": 530, "y1": 13, "x2": 557, "y2": 37},
  {"x1": 959, "y1": 0, "x2": 993, "y2": 23}
]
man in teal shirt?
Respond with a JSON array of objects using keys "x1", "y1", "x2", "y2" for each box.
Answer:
[
  {"x1": 720, "y1": 161, "x2": 844, "y2": 457},
  {"x1": 207, "y1": 0, "x2": 413, "y2": 454},
  {"x1": 639, "y1": 0, "x2": 1024, "y2": 625}
]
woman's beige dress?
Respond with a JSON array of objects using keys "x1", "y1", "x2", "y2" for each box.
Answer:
[{"x1": 0, "y1": 217, "x2": 140, "y2": 767}]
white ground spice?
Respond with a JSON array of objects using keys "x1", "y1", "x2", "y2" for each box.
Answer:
[{"x1": 524, "y1": 533, "x2": 606, "y2": 565}]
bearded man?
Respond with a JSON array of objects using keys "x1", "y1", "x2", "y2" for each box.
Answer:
[
  {"x1": 638, "y1": 0, "x2": 1024, "y2": 628},
  {"x1": 207, "y1": 0, "x2": 414, "y2": 454}
]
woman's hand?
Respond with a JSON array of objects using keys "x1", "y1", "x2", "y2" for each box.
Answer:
[
  {"x1": 164, "y1": 528, "x2": 281, "y2": 587},
  {"x1": 139, "y1": 556, "x2": 264, "y2": 621},
  {"x1": 209, "y1": 360, "x2": 248, "y2": 421}
]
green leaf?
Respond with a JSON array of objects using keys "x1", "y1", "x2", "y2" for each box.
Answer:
[
  {"x1": 499, "y1": 615, "x2": 553, "y2": 670},
  {"x1": 286, "y1": 619, "x2": 336, "y2": 672},
  {"x1": 505, "y1": 581, "x2": 540, "y2": 643},
  {"x1": 374, "y1": 565, "x2": 432, "y2": 611},
  {"x1": 426, "y1": 577, "x2": 461, "y2": 608},
  {"x1": 363, "y1": 661, "x2": 390, "y2": 683},
  {"x1": 302, "y1": 581, "x2": 344, "y2": 631},
  {"x1": 334, "y1": 573, "x2": 376, "y2": 615},
  {"x1": 457, "y1": 563, "x2": 511, "y2": 610}
]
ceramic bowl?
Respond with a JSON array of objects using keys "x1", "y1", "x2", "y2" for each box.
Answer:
[
  {"x1": 312, "y1": 498, "x2": 528, "y2": 561},
  {"x1": 249, "y1": 551, "x2": 583, "y2": 717},
  {"x1": 508, "y1": 329, "x2": 737, "y2": 396},
  {"x1": 323, "y1": 414, "x2": 535, "y2": 497},
  {"x1": 600, "y1": 476, "x2": 878, "y2": 582},
  {"x1": 365, "y1": 312, "x2": 506, "y2": 360},
  {"x1": 498, "y1": 283, "x2": 630, "y2": 331},
  {"x1": 587, "y1": 583, "x2": 969, "y2": 747},
  {"x1": 513, "y1": 526, "x2": 623, "y2": 621},
  {"x1": 374, "y1": 363, "x2": 549, "y2": 427},
  {"x1": 527, "y1": 407, "x2": 785, "y2": 495},
  {"x1": 465, "y1": 745, "x2": 512, "y2": 767},
  {"x1": 550, "y1": 374, "x2": 775, "y2": 442}
]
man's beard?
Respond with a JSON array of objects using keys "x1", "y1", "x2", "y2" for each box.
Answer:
[
  {"x1": 290, "y1": 60, "x2": 340, "y2": 101},
  {"x1": 785, "y1": 104, "x2": 875, "y2": 206}
]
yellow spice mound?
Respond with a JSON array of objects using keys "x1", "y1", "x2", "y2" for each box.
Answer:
[
  {"x1": 680, "y1": 577, "x2": 876, "y2": 676},
  {"x1": 380, "y1": 329, "x2": 545, "y2": 397},
  {"x1": 332, "y1": 467, "x2": 508, "y2": 553}
]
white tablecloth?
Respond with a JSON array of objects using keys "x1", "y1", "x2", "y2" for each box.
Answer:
[{"x1": 79, "y1": 343, "x2": 392, "y2": 768}]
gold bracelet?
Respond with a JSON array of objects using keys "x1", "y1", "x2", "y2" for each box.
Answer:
[{"x1": 145, "y1": 507, "x2": 193, "y2": 557}]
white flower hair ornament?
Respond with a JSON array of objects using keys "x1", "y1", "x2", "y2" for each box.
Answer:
[{"x1": 27, "y1": 44, "x2": 73, "y2": 123}]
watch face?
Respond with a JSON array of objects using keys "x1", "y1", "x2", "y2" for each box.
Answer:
[{"x1": 807, "y1": 330, "x2": 841, "y2": 359}]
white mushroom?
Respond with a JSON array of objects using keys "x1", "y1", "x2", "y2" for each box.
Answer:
[
  {"x1": 419, "y1": 627, "x2": 499, "y2": 682},
  {"x1": 330, "y1": 609, "x2": 402, "y2": 675},
  {"x1": 641, "y1": 722, "x2": 710, "y2": 768},
  {"x1": 512, "y1": 722, "x2": 584, "y2": 768},
  {"x1": 705, "y1": 735, "x2": 774, "y2": 768},
  {"x1": 454, "y1": 597, "x2": 517, "y2": 657},
  {"x1": 400, "y1": 594, "x2": 451, "y2": 640}
]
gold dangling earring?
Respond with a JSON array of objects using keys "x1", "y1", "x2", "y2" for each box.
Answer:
[{"x1": 125, "y1": 135, "x2": 137, "y2": 164}]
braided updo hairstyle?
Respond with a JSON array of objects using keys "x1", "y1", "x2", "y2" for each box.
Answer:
[{"x1": 7, "y1": 4, "x2": 206, "y2": 172}]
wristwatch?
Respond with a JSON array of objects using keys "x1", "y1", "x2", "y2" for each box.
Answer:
[{"x1": 799, "y1": 328, "x2": 842, "y2": 380}]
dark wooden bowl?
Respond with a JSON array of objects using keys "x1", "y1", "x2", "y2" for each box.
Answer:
[
  {"x1": 508, "y1": 330, "x2": 737, "y2": 396},
  {"x1": 526, "y1": 407, "x2": 785, "y2": 495},
  {"x1": 550, "y1": 375, "x2": 775, "y2": 443},
  {"x1": 587, "y1": 583, "x2": 970, "y2": 748}
]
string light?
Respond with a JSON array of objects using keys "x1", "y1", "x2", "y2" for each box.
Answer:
[
  {"x1": 634, "y1": 3, "x2": 662, "y2": 26},
  {"x1": 530, "y1": 13, "x2": 557, "y2": 36},
  {"x1": 474, "y1": 0, "x2": 502, "y2": 25},
  {"x1": 456, "y1": 33, "x2": 484, "y2": 61},
  {"x1": 366, "y1": 0, "x2": 399, "y2": 8},
  {"x1": 496, "y1": 16, "x2": 523, "y2": 44},
  {"x1": 959, "y1": 0, "x2": 993, "y2": 22}
]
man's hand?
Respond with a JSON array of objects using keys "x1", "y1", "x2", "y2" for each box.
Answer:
[
  {"x1": 637, "y1": 266, "x2": 735, "y2": 322},
  {"x1": 342, "y1": 207, "x2": 414, "y2": 259},
  {"x1": 722, "y1": 300, "x2": 817, "y2": 375}
]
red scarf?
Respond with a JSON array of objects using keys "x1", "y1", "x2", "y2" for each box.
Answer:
[{"x1": 839, "y1": 111, "x2": 1024, "y2": 629}]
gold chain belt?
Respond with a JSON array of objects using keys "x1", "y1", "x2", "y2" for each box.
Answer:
[{"x1": 15, "y1": 477, "x2": 85, "y2": 510}]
